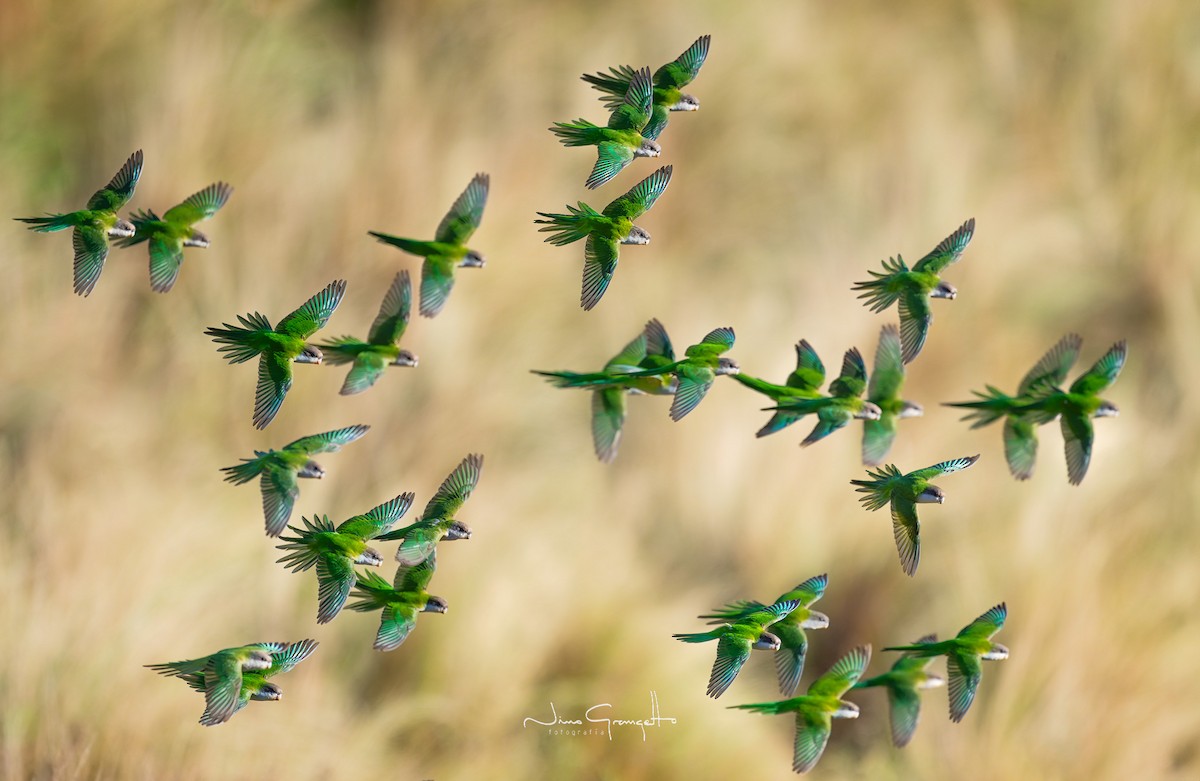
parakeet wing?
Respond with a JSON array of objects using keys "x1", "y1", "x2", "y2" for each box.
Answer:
[
  {"x1": 787, "y1": 339, "x2": 826, "y2": 391},
  {"x1": 707, "y1": 635, "x2": 751, "y2": 698},
  {"x1": 601, "y1": 165, "x2": 672, "y2": 221},
  {"x1": 419, "y1": 256, "x2": 456, "y2": 318},
  {"x1": 1018, "y1": 333, "x2": 1082, "y2": 394},
  {"x1": 253, "y1": 352, "x2": 293, "y2": 430},
  {"x1": 792, "y1": 709, "x2": 833, "y2": 774},
  {"x1": 868, "y1": 324, "x2": 905, "y2": 401},
  {"x1": 375, "y1": 606, "x2": 418, "y2": 652},
  {"x1": 669, "y1": 364, "x2": 715, "y2": 421},
  {"x1": 643, "y1": 318, "x2": 675, "y2": 361},
  {"x1": 898, "y1": 290, "x2": 932, "y2": 364},
  {"x1": 655, "y1": 34, "x2": 711, "y2": 89},
  {"x1": 591, "y1": 388, "x2": 627, "y2": 463},
  {"x1": 581, "y1": 235, "x2": 620, "y2": 311},
  {"x1": 956, "y1": 603, "x2": 1007, "y2": 640},
  {"x1": 265, "y1": 638, "x2": 318, "y2": 677},
  {"x1": 261, "y1": 466, "x2": 299, "y2": 537},
  {"x1": 147, "y1": 236, "x2": 185, "y2": 294},
  {"x1": 1060, "y1": 410, "x2": 1094, "y2": 485},
  {"x1": 808, "y1": 644, "x2": 871, "y2": 697},
  {"x1": 72, "y1": 226, "x2": 108, "y2": 296},
  {"x1": 1069, "y1": 340, "x2": 1127, "y2": 396},
  {"x1": 394, "y1": 527, "x2": 440, "y2": 566},
  {"x1": 908, "y1": 454, "x2": 980, "y2": 482},
  {"x1": 887, "y1": 682, "x2": 923, "y2": 747},
  {"x1": 604, "y1": 332, "x2": 647, "y2": 372},
  {"x1": 772, "y1": 622, "x2": 809, "y2": 697},
  {"x1": 800, "y1": 407, "x2": 851, "y2": 447},
  {"x1": 163, "y1": 181, "x2": 234, "y2": 225},
  {"x1": 946, "y1": 651, "x2": 983, "y2": 722},
  {"x1": 368, "y1": 270, "x2": 412, "y2": 345},
  {"x1": 1003, "y1": 416, "x2": 1039, "y2": 480},
  {"x1": 892, "y1": 495, "x2": 921, "y2": 577},
  {"x1": 337, "y1": 493, "x2": 417, "y2": 539},
  {"x1": 829, "y1": 348, "x2": 867, "y2": 398},
  {"x1": 422, "y1": 453, "x2": 483, "y2": 521},
  {"x1": 585, "y1": 142, "x2": 636, "y2": 190},
  {"x1": 276, "y1": 280, "x2": 347, "y2": 339},
  {"x1": 911, "y1": 218, "x2": 975, "y2": 275},
  {"x1": 435, "y1": 173, "x2": 489, "y2": 246},
  {"x1": 757, "y1": 410, "x2": 803, "y2": 438},
  {"x1": 395, "y1": 548, "x2": 438, "y2": 592},
  {"x1": 782, "y1": 573, "x2": 829, "y2": 607},
  {"x1": 86, "y1": 149, "x2": 143, "y2": 211},
  {"x1": 201, "y1": 653, "x2": 245, "y2": 726},
  {"x1": 340, "y1": 352, "x2": 388, "y2": 396},
  {"x1": 286, "y1": 424, "x2": 370, "y2": 456},
  {"x1": 315, "y1": 554, "x2": 356, "y2": 624},
  {"x1": 699, "y1": 326, "x2": 736, "y2": 351},
  {"x1": 862, "y1": 414, "x2": 898, "y2": 467},
  {"x1": 606, "y1": 67, "x2": 653, "y2": 131}
]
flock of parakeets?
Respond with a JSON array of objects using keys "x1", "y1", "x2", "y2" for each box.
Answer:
[
  {"x1": 17, "y1": 30, "x2": 1125, "y2": 772},
  {"x1": 17, "y1": 145, "x2": 491, "y2": 726}
]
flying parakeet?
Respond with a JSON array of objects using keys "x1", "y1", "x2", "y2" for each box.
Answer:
[
  {"x1": 220, "y1": 424, "x2": 370, "y2": 537},
  {"x1": 947, "y1": 335, "x2": 1125, "y2": 484},
  {"x1": 532, "y1": 319, "x2": 677, "y2": 462},
  {"x1": 16, "y1": 149, "x2": 143, "y2": 296},
  {"x1": 317, "y1": 270, "x2": 418, "y2": 395},
  {"x1": 863, "y1": 324, "x2": 924, "y2": 465},
  {"x1": 672, "y1": 598, "x2": 799, "y2": 699},
  {"x1": 205, "y1": 279, "x2": 347, "y2": 429},
  {"x1": 174, "y1": 639, "x2": 318, "y2": 726},
  {"x1": 551, "y1": 66, "x2": 660, "y2": 189},
  {"x1": 535, "y1": 164, "x2": 672, "y2": 310},
  {"x1": 699, "y1": 573, "x2": 830, "y2": 696},
  {"x1": 730, "y1": 339, "x2": 826, "y2": 438},
  {"x1": 276, "y1": 492, "x2": 416, "y2": 624},
  {"x1": 852, "y1": 634, "x2": 945, "y2": 747},
  {"x1": 852, "y1": 218, "x2": 975, "y2": 363},
  {"x1": 348, "y1": 549, "x2": 447, "y2": 651},
  {"x1": 728, "y1": 645, "x2": 872, "y2": 774},
  {"x1": 850, "y1": 454, "x2": 979, "y2": 576},
  {"x1": 118, "y1": 181, "x2": 233, "y2": 292},
  {"x1": 768, "y1": 348, "x2": 882, "y2": 446},
  {"x1": 581, "y1": 34, "x2": 711, "y2": 141},
  {"x1": 883, "y1": 602, "x2": 1009, "y2": 722},
  {"x1": 369, "y1": 173, "x2": 489, "y2": 317},
  {"x1": 377, "y1": 453, "x2": 483, "y2": 565},
  {"x1": 146, "y1": 642, "x2": 278, "y2": 726}
]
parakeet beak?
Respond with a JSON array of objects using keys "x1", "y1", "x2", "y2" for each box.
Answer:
[
  {"x1": 109, "y1": 219, "x2": 136, "y2": 238},
  {"x1": 184, "y1": 230, "x2": 210, "y2": 248},
  {"x1": 983, "y1": 643, "x2": 1009, "y2": 660},
  {"x1": 932, "y1": 281, "x2": 958, "y2": 299},
  {"x1": 296, "y1": 345, "x2": 324, "y2": 365}
]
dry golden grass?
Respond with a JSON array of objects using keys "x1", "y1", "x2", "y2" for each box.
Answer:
[{"x1": 1, "y1": 1, "x2": 1198, "y2": 778}]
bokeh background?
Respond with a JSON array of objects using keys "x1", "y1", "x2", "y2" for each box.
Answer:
[{"x1": 2, "y1": 1, "x2": 1198, "y2": 778}]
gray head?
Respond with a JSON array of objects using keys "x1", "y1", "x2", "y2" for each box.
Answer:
[
  {"x1": 857, "y1": 401, "x2": 883, "y2": 421},
  {"x1": 295, "y1": 344, "x2": 324, "y2": 365},
  {"x1": 753, "y1": 631, "x2": 782, "y2": 651},
  {"x1": 931, "y1": 280, "x2": 958, "y2": 300},
  {"x1": 800, "y1": 610, "x2": 830, "y2": 630},
  {"x1": 716, "y1": 357, "x2": 741, "y2": 376},
  {"x1": 424, "y1": 595, "x2": 449, "y2": 614},
  {"x1": 108, "y1": 219, "x2": 136, "y2": 239},
  {"x1": 622, "y1": 225, "x2": 651, "y2": 245},
  {"x1": 245, "y1": 650, "x2": 273, "y2": 670},
  {"x1": 444, "y1": 520, "x2": 472, "y2": 541},
  {"x1": 355, "y1": 546, "x2": 384, "y2": 567},
  {"x1": 297, "y1": 459, "x2": 325, "y2": 479},
  {"x1": 899, "y1": 400, "x2": 925, "y2": 419},
  {"x1": 183, "y1": 230, "x2": 210, "y2": 249},
  {"x1": 635, "y1": 139, "x2": 662, "y2": 158},
  {"x1": 916, "y1": 485, "x2": 945, "y2": 504},
  {"x1": 983, "y1": 642, "x2": 1009, "y2": 661},
  {"x1": 392, "y1": 350, "x2": 419, "y2": 368},
  {"x1": 920, "y1": 672, "x2": 947, "y2": 689},
  {"x1": 250, "y1": 682, "x2": 283, "y2": 701},
  {"x1": 459, "y1": 250, "x2": 486, "y2": 269},
  {"x1": 672, "y1": 94, "x2": 700, "y2": 111},
  {"x1": 832, "y1": 701, "x2": 861, "y2": 719},
  {"x1": 1095, "y1": 401, "x2": 1119, "y2": 418}
]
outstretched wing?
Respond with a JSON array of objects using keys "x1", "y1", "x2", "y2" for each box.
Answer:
[
  {"x1": 908, "y1": 454, "x2": 980, "y2": 482},
  {"x1": 772, "y1": 622, "x2": 809, "y2": 697},
  {"x1": 898, "y1": 289, "x2": 933, "y2": 364},
  {"x1": 655, "y1": 34, "x2": 711, "y2": 90},
  {"x1": 581, "y1": 235, "x2": 620, "y2": 311},
  {"x1": 669, "y1": 364, "x2": 715, "y2": 422},
  {"x1": 585, "y1": 142, "x2": 636, "y2": 190},
  {"x1": 395, "y1": 548, "x2": 438, "y2": 592},
  {"x1": 368, "y1": 270, "x2": 412, "y2": 346},
  {"x1": 163, "y1": 181, "x2": 234, "y2": 226},
  {"x1": 606, "y1": 66, "x2": 653, "y2": 132},
  {"x1": 200, "y1": 653, "x2": 245, "y2": 726},
  {"x1": 791, "y1": 710, "x2": 833, "y2": 774},
  {"x1": 260, "y1": 466, "x2": 299, "y2": 537},
  {"x1": 868, "y1": 324, "x2": 905, "y2": 402},
  {"x1": 912, "y1": 218, "x2": 975, "y2": 275},
  {"x1": 1061, "y1": 410, "x2": 1095, "y2": 485},
  {"x1": 1018, "y1": 333, "x2": 1081, "y2": 395},
  {"x1": 591, "y1": 388, "x2": 627, "y2": 464},
  {"x1": 265, "y1": 638, "x2": 318, "y2": 677},
  {"x1": 72, "y1": 226, "x2": 109, "y2": 296},
  {"x1": 787, "y1": 339, "x2": 826, "y2": 392},
  {"x1": 887, "y1": 682, "x2": 923, "y2": 748},
  {"x1": 601, "y1": 165, "x2": 673, "y2": 221},
  {"x1": 337, "y1": 493, "x2": 417, "y2": 539},
  {"x1": 891, "y1": 495, "x2": 921, "y2": 577},
  {"x1": 1069, "y1": 340, "x2": 1127, "y2": 396},
  {"x1": 287, "y1": 424, "x2": 371, "y2": 456},
  {"x1": 252, "y1": 352, "x2": 293, "y2": 430},
  {"x1": 315, "y1": 554, "x2": 356, "y2": 624},
  {"x1": 1003, "y1": 417, "x2": 1039, "y2": 480},
  {"x1": 946, "y1": 651, "x2": 983, "y2": 723},
  {"x1": 147, "y1": 236, "x2": 186, "y2": 294},
  {"x1": 808, "y1": 644, "x2": 871, "y2": 697},
  {"x1": 862, "y1": 414, "x2": 898, "y2": 467},
  {"x1": 956, "y1": 602, "x2": 1007, "y2": 641},
  {"x1": 435, "y1": 173, "x2": 489, "y2": 246},
  {"x1": 707, "y1": 635, "x2": 751, "y2": 698},
  {"x1": 828, "y1": 348, "x2": 867, "y2": 398},
  {"x1": 276, "y1": 279, "x2": 347, "y2": 339},
  {"x1": 374, "y1": 606, "x2": 418, "y2": 652},
  {"x1": 422, "y1": 453, "x2": 484, "y2": 521},
  {"x1": 86, "y1": 149, "x2": 143, "y2": 211}
]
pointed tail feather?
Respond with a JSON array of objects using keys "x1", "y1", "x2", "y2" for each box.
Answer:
[
  {"x1": 204, "y1": 312, "x2": 274, "y2": 364},
  {"x1": 672, "y1": 630, "x2": 722, "y2": 643},
  {"x1": 368, "y1": 231, "x2": 435, "y2": 257},
  {"x1": 315, "y1": 335, "x2": 364, "y2": 366},
  {"x1": 851, "y1": 256, "x2": 908, "y2": 313},
  {"x1": 580, "y1": 66, "x2": 636, "y2": 110},
  {"x1": 944, "y1": 386, "x2": 1019, "y2": 429},
  {"x1": 534, "y1": 202, "x2": 600, "y2": 246},
  {"x1": 219, "y1": 453, "x2": 269, "y2": 485},
  {"x1": 549, "y1": 119, "x2": 604, "y2": 148},
  {"x1": 275, "y1": 515, "x2": 332, "y2": 572},
  {"x1": 15, "y1": 213, "x2": 79, "y2": 233}
]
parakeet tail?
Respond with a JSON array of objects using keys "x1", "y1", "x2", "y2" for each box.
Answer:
[
  {"x1": 851, "y1": 256, "x2": 908, "y2": 312},
  {"x1": 219, "y1": 454, "x2": 269, "y2": 484},
  {"x1": 880, "y1": 643, "x2": 938, "y2": 656},
  {"x1": 672, "y1": 630, "x2": 723, "y2": 643},
  {"x1": 533, "y1": 202, "x2": 601, "y2": 246},
  {"x1": 944, "y1": 385, "x2": 1017, "y2": 429},
  {"x1": 580, "y1": 67, "x2": 636, "y2": 110},
  {"x1": 549, "y1": 120, "x2": 604, "y2": 148},
  {"x1": 315, "y1": 336, "x2": 364, "y2": 366},
  {"x1": 204, "y1": 312, "x2": 274, "y2": 364},
  {"x1": 275, "y1": 515, "x2": 331, "y2": 572},
  {"x1": 368, "y1": 231, "x2": 435, "y2": 257},
  {"x1": 14, "y1": 213, "x2": 78, "y2": 232},
  {"x1": 117, "y1": 209, "x2": 160, "y2": 247},
  {"x1": 531, "y1": 369, "x2": 625, "y2": 388},
  {"x1": 727, "y1": 700, "x2": 795, "y2": 715}
]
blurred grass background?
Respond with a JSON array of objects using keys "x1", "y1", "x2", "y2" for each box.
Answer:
[{"x1": 1, "y1": 0, "x2": 1198, "y2": 778}]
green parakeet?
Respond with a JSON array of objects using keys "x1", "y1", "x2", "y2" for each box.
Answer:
[
  {"x1": 699, "y1": 573, "x2": 829, "y2": 696},
  {"x1": 851, "y1": 454, "x2": 980, "y2": 576},
  {"x1": 535, "y1": 164, "x2": 672, "y2": 310},
  {"x1": 174, "y1": 639, "x2": 318, "y2": 726},
  {"x1": 581, "y1": 35, "x2": 711, "y2": 141},
  {"x1": 532, "y1": 319, "x2": 677, "y2": 462},
  {"x1": 551, "y1": 66, "x2": 660, "y2": 189},
  {"x1": 205, "y1": 279, "x2": 347, "y2": 429},
  {"x1": 146, "y1": 642, "x2": 278, "y2": 726},
  {"x1": 947, "y1": 335, "x2": 1124, "y2": 484},
  {"x1": 276, "y1": 493, "x2": 416, "y2": 624},
  {"x1": 730, "y1": 339, "x2": 826, "y2": 437},
  {"x1": 728, "y1": 645, "x2": 872, "y2": 774},
  {"x1": 117, "y1": 181, "x2": 233, "y2": 292},
  {"x1": 377, "y1": 453, "x2": 483, "y2": 565},
  {"x1": 317, "y1": 270, "x2": 418, "y2": 395},
  {"x1": 672, "y1": 598, "x2": 799, "y2": 699},
  {"x1": 369, "y1": 173, "x2": 489, "y2": 317},
  {"x1": 220, "y1": 424, "x2": 370, "y2": 536},
  {"x1": 16, "y1": 149, "x2": 143, "y2": 296},
  {"x1": 863, "y1": 324, "x2": 924, "y2": 465},
  {"x1": 883, "y1": 602, "x2": 1009, "y2": 722},
  {"x1": 768, "y1": 348, "x2": 882, "y2": 446},
  {"x1": 852, "y1": 634, "x2": 944, "y2": 747},
  {"x1": 852, "y1": 218, "x2": 975, "y2": 363},
  {"x1": 348, "y1": 549, "x2": 447, "y2": 651}
]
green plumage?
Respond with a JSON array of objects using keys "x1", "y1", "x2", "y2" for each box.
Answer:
[
  {"x1": 146, "y1": 641, "x2": 286, "y2": 727},
  {"x1": 348, "y1": 549, "x2": 446, "y2": 651},
  {"x1": 769, "y1": 347, "x2": 882, "y2": 446},
  {"x1": 552, "y1": 66, "x2": 660, "y2": 188},
  {"x1": 863, "y1": 324, "x2": 923, "y2": 465},
  {"x1": 369, "y1": 173, "x2": 489, "y2": 317},
  {"x1": 16, "y1": 149, "x2": 143, "y2": 296},
  {"x1": 377, "y1": 453, "x2": 483, "y2": 565},
  {"x1": 535, "y1": 165, "x2": 672, "y2": 309},
  {"x1": 731, "y1": 339, "x2": 826, "y2": 437},
  {"x1": 673, "y1": 598, "x2": 800, "y2": 699},
  {"x1": 853, "y1": 634, "x2": 943, "y2": 747},
  {"x1": 118, "y1": 181, "x2": 233, "y2": 292},
  {"x1": 173, "y1": 639, "x2": 317, "y2": 726},
  {"x1": 318, "y1": 270, "x2": 418, "y2": 395}
]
